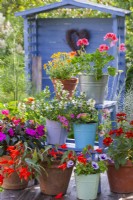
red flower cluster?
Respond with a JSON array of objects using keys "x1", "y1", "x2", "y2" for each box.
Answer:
[
  {"x1": 126, "y1": 131, "x2": 133, "y2": 138},
  {"x1": 103, "y1": 137, "x2": 113, "y2": 146},
  {"x1": 0, "y1": 143, "x2": 34, "y2": 187},
  {"x1": 116, "y1": 112, "x2": 127, "y2": 122},
  {"x1": 77, "y1": 38, "x2": 89, "y2": 46}
]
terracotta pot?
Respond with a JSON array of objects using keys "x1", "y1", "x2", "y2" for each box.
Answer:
[
  {"x1": 0, "y1": 155, "x2": 28, "y2": 190},
  {"x1": 38, "y1": 161, "x2": 73, "y2": 195},
  {"x1": 52, "y1": 77, "x2": 78, "y2": 98},
  {"x1": 107, "y1": 161, "x2": 133, "y2": 193}
]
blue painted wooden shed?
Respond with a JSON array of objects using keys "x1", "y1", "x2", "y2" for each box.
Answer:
[{"x1": 15, "y1": 0, "x2": 131, "y2": 103}]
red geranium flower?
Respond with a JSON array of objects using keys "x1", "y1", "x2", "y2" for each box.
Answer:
[
  {"x1": 103, "y1": 137, "x2": 113, "y2": 146},
  {"x1": 125, "y1": 131, "x2": 133, "y2": 138},
  {"x1": 116, "y1": 127, "x2": 124, "y2": 136},
  {"x1": 116, "y1": 112, "x2": 126, "y2": 122},
  {"x1": 3, "y1": 167, "x2": 15, "y2": 176},
  {"x1": 130, "y1": 120, "x2": 133, "y2": 126},
  {"x1": 98, "y1": 44, "x2": 109, "y2": 52}
]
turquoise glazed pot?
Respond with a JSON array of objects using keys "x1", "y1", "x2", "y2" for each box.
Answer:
[{"x1": 73, "y1": 123, "x2": 97, "y2": 149}]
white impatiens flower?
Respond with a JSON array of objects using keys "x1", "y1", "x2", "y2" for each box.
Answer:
[
  {"x1": 0, "y1": 13, "x2": 5, "y2": 26},
  {"x1": 0, "y1": 39, "x2": 6, "y2": 49}
]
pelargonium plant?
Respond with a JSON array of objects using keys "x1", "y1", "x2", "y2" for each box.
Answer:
[
  {"x1": 74, "y1": 145, "x2": 108, "y2": 175},
  {"x1": 103, "y1": 112, "x2": 133, "y2": 169},
  {"x1": 71, "y1": 32, "x2": 126, "y2": 80},
  {"x1": 0, "y1": 109, "x2": 46, "y2": 156}
]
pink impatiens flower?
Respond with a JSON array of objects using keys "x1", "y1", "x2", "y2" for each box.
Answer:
[
  {"x1": 98, "y1": 44, "x2": 109, "y2": 52},
  {"x1": 1, "y1": 110, "x2": 9, "y2": 116},
  {"x1": 77, "y1": 38, "x2": 89, "y2": 46}
]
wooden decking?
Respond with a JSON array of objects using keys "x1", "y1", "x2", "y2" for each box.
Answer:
[{"x1": 0, "y1": 173, "x2": 133, "y2": 200}]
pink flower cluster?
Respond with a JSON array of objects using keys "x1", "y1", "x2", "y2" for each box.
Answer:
[
  {"x1": 98, "y1": 32, "x2": 126, "y2": 53},
  {"x1": 77, "y1": 38, "x2": 89, "y2": 46},
  {"x1": 1, "y1": 110, "x2": 9, "y2": 116},
  {"x1": 58, "y1": 115, "x2": 69, "y2": 130}
]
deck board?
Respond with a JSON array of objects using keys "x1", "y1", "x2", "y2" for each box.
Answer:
[{"x1": 0, "y1": 173, "x2": 133, "y2": 200}]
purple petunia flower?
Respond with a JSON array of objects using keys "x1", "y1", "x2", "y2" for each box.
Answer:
[
  {"x1": 99, "y1": 154, "x2": 108, "y2": 161},
  {"x1": 92, "y1": 161, "x2": 99, "y2": 170},
  {"x1": 8, "y1": 128, "x2": 14, "y2": 137},
  {"x1": 36, "y1": 125, "x2": 45, "y2": 136},
  {"x1": 0, "y1": 132, "x2": 6, "y2": 141},
  {"x1": 25, "y1": 128, "x2": 36, "y2": 136},
  {"x1": 67, "y1": 160, "x2": 74, "y2": 168}
]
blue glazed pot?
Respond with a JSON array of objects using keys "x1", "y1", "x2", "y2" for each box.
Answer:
[{"x1": 73, "y1": 123, "x2": 97, "y2": 149}]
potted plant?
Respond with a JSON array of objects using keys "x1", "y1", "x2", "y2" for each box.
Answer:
[
  {"x1": 59, "y1": 93, "x2": 98, "y2": 149},
  {"x1": 74, "y1": 145, "x2": 108, "y2": 200},
  {"x1": 22, "y1": 85, "x2": 71, "y2": 145},
  {"x1": 0, "y1": 108, "x2": 46, "y2": 189},
  {"x1": 71, "y1": 33, "x2": 126, "y2": 103},
  {"x1": 33, "y1": 144, "x2": 76, "y2": 196},
  {"x1": 103, "y1": 112, "x2": 133, "y2": 193},
  {"x1": 44, "y1": 51, "x2": 79, "y2": 98}
]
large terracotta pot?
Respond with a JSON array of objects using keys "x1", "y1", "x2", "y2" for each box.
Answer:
[
  {"x1": 52, "y1": 77, "x2": 78, "y2": 98},
  {"x1": 107, "y1": 161, "x2": 133, "y2": 193},
  {"x1": 38, "y1": 161, "x2": 73, "y2": 195},
  {"x1": 0, "y1": 156, "x2": 28, "y2": 190}
]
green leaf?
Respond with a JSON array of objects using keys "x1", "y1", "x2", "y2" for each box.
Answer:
[{"x1": 107, "y1": 67, "x2": 117, "y2": 76}]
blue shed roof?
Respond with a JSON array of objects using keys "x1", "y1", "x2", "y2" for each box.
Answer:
[{"x1": 15, "y1": 0, "x2": 131, "y2": 17}]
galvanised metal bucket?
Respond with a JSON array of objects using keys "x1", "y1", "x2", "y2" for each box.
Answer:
[
  {"x1": 46, "y1": 119, "x2": 68, "y2": 145},
  {"x1": 79, "y1": 74, "x2": 108, "y2": 104}
]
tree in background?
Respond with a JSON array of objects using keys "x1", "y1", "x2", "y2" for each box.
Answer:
[{"x1": 0, "y1": 13, "x2": 26, "y2": 102}]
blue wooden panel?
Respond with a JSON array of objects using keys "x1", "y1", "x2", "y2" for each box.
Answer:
[
  {"x1": 37, "y1": 18, "x2": 116, "y2": 96},
  {"x1": 15, "y1": 0, "x2": 131, "y2": 17}
]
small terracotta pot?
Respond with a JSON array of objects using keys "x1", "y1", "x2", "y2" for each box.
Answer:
[
  {"x1": 52, "y1": 77, "x2": 78, "y2": 98},
  {"x1": 38, "y1": 161, "x2": 73, "y2": 195},
  {"x1": 107, "y1": 161, "x2": 133, "y2": 193},
  {"x1": 0, "y1": 155, "x2": 28, "y2": 190}
]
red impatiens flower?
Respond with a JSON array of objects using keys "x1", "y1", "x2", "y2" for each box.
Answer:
[
  {"x1": 3, "y1": 167, "x2": 15, "y2": 176},
  {"x1": 7, "y1": 146, "x2": 15, "y2": 152},
  {"x1": 125, "y1": 131, "x2": 133, "y2": 138},
  {"x1": 0, "y1": 159, "x2": 9, "y2": 165},
  {"x1": 95, "y1": 148, "x2": 102, "y2": 154},
  {"x1": 77, "y1": 38, "x2": 89, "y2": 46},
  {"x1": 19, "y1": 167, "x2": 31, "y2": 181},
  {"x1": 103, "y1": 137, "x2": 113, "y2": 146},
  {"x1": 98, "y1": 44, "x2": 109, "y2": 52},
  {"x1": 58, "y1": 163, "x2": 67, "y2": 170},
  {"x1": 60, "y1": 144, "x2": 67, "y2": 149},
  {"x1": 55, "y1": 192, "x2": 64, "y2": 199},
  {"x1": 0, "y1": 174, "x2": 4, "y2": 186},
  {"x1": 10, "y1": 149, "x2": 20, "y2": 159},
  {"x1": 49, "y1": 149, "x2": 57, "y2": 158},
  {"x1": 77, "y1": 155, "x2": 87, "y2": 165}
]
